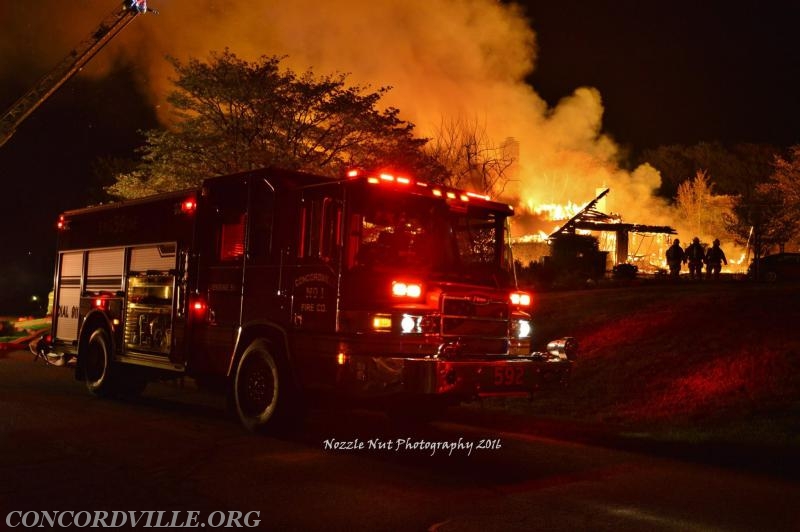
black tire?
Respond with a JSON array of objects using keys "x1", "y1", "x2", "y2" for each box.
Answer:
[
  {"x1": 233, "y1": 340, "x2": 291, "y2": 432},
  {"x1": 83, "y1": 328, "x2": 116, "y2": 397}
]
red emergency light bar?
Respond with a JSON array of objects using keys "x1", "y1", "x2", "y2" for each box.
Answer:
[
  {"x1": 466, "y1": 191, "x2": 491, "y2": 201},
  {"x1": 352, "y1": 168, "x2": 506, "y2": 208}
]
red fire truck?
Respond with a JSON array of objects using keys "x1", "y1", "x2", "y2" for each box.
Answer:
[{"x1": 44, "y1": 167, "x2": 575, "y2": 431}]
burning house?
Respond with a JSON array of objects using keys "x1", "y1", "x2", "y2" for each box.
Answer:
[{"x1": 511, "y1": 188, "x2": 676, "y2": 280}]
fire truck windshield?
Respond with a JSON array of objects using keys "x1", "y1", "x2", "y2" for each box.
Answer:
[{"x1": 348, "y1": 190, "x2": 513, "y2": 287}]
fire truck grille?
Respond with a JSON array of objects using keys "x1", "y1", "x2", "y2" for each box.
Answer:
[{"x1": 441, "y1": 295, "x2": 509, "y2": 355}]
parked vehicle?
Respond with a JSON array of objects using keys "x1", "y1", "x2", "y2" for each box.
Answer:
[{"x1": 748, "y1": 253, "x2": 800, "y2": 282}]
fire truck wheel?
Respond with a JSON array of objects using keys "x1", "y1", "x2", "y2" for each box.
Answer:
[
  {"x1": 234, "y1": 340, "x2": 287, "y2": 432},
  {"x1": 83, "y1": 328, "x2": 118, "y2": 397}
]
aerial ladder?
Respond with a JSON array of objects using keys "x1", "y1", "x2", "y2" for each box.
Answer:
[{"x1": 0, "y1": 1, "x2": 156, "y2": 148}]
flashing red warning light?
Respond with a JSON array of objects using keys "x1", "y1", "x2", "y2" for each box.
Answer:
[
  {"x1": 392, "y1": 281, "x2": 423, "y2": 299},
  {"x1": 181, "y1": 199, "x2": 197, "y2": 213},
  {"x1": 466, "y1": 191, "x2": 491, "y2": 201},
  {"x1": 56, "y1": 215, "x2": 67, "y2": 230},
  {"x1": 190, "y1": 299, "x2": 208, "y2": 318},
  {"x1": 510, "y1": 292, "x2": 532, "y2": 307},
  {"x1": 360, "y1": 170, "x2": 493, "y2": 204},
  {"x1": 94, "y1": 298, "x2": 107, "y2": 310}
]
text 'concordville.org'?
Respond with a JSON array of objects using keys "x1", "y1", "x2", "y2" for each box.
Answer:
[{"x1": 5, "y1": 510, "x2": 261, "y2": 528}]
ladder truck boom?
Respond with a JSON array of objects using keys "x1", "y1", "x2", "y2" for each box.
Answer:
[{"x1": 0, "y1": 1, "x2": 154, "y2": 148}]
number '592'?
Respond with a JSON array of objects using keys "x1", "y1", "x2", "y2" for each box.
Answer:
[{"x1": 493, "y1": 366, "x2": 524, "y2": 386}]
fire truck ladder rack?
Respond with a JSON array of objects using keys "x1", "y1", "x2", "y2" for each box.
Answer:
[{"x1": 0, "y1": 2, "x2": 155, "y2": 148}]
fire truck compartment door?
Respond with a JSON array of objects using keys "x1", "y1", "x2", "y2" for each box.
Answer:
[
  {"x1": 86, "y1": 248, "x2": 124, "y2": 293},
  {"x1": 55, "y1": 251, "x2": 83, "y2": 341}
]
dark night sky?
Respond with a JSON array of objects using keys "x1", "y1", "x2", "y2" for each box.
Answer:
[
  {"x1": 1, "y1": 0, "x2": 799, "y2": 312},
  {"x1": 523, "y1": 0, "x2": 800, "y2": 150}
]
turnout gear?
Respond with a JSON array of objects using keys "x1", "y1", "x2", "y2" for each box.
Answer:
[
  {"x1": 705, "y1": 239, "x2": 728, "y2": 280},
  {"x1": 666, "y1": 239, "x2": 686, "y2": 278},
  {"x1": 684, "y1": 237, "x2": 705, "y2": 280}
]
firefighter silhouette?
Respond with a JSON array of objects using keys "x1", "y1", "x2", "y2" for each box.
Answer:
[
  {"x1": 684, "y1": 237, "x2": 705, "y2": 280},
  {"x1": 705, "y1": 239, "x2": 728, "y2": 280},
  {"x1": 665, "y1": 238, "x2": 686, "y2": 279}
]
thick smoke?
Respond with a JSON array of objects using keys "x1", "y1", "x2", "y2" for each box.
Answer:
[{"x1": 1, "y1": 0, "x2": 674, "y2": 232}]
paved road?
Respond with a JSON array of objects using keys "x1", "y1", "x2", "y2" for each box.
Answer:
[{"x1": 1, "y1": 349, "x2": 799, "y2": 531}]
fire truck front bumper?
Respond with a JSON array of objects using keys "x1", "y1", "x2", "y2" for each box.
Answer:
[{"x1": 339, "y1": 337, "x2": 576, "y2": 399}]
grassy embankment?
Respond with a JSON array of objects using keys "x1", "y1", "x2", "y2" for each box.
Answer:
[{"x1": 490, "y1": 279, "x2": 800, "y2": 447}]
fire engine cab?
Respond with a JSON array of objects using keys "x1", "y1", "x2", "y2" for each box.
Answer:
[{"x1": 46, "y1": 167, "x2": 576, "y2": 431}]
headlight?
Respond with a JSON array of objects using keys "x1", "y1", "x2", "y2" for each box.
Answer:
[
  {"x1": 400, "y1": 314, "x2": 419, "y2": 333},
  {"x1": 512, "y1": 319, "x2": 532, "y2": 339}
]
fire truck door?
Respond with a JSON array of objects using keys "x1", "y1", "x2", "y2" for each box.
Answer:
[
  {"x1": 240, "y1": 178, "x2": 284, "y2": 324},
  {"x1": 292, "y1": 195, "x2": 341, "y2": 332},
  {"x1": 191, "y1": 180, "x2": 248, "y2": 375}
]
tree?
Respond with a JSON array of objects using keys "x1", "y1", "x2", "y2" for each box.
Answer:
[
  {"x1": 674, "y1": 169, "x2": 733, "y2": 240},
  {"x1": 640, "y1": 141, "x2": 775, "y2": 201},
  {"x1": 767, "y1": 145, "x2": 800, "y2": 225},
  {"x1": 107, "y1": 50, "x2": 441, "y2": 198},
  {"x1": 425, "y1": 115, "x2": 516, "y2": 195},
  {"x1": 724, "y1": 187, "x2": 786, "y2": 257},
  {"x1": 723, "y1": 146, "x2": 800, "y2": 256},
  {"x1": 744, "y1": 145, "x2": 800, "y2": 253}
]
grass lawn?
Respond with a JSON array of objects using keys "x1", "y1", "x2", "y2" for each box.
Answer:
[{"x1": 479, "y1": 278, "x2": 800, "y2": 449}]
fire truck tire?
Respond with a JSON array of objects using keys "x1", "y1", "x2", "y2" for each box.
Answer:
[
  {"x1": 233, "y1": 340, "x2": 290, "y2": 432},
  {"x1": 82, "y1": 328, "x2": 119, "y2": 397}
]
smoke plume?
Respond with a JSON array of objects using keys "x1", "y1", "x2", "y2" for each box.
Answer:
[{"x1": 1, "y1": 0, "x2": 675, "y2": 233}]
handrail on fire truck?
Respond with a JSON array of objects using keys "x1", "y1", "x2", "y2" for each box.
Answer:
[{"x1": 0, "y1": 1, "x2": 156, "y2": 148}]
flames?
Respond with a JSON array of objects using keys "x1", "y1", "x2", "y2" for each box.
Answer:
[
  {"x1": 526, "y1": 200, "x2": 584, "y2": 222},
  {"x1": 512, "y1": 195, "x2": 748, "y2": 274}
]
